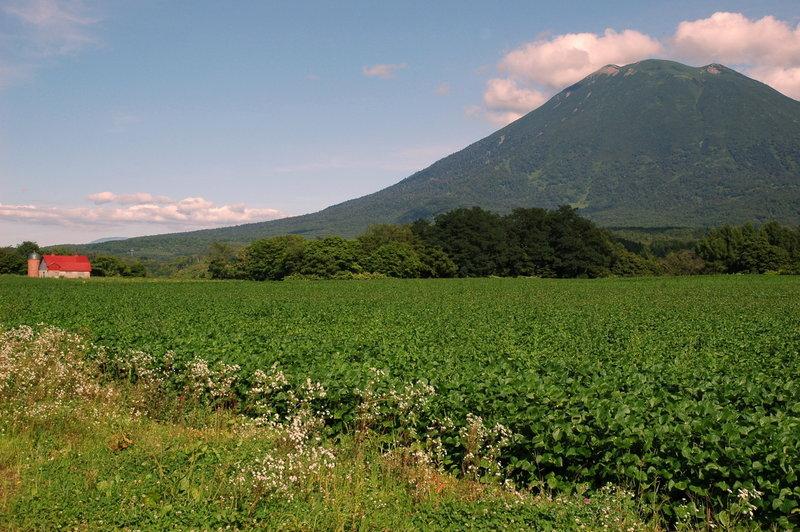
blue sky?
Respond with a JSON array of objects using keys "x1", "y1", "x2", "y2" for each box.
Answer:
[{"x1": 1, "y1": 1, "x2": 799, "y2": 245}]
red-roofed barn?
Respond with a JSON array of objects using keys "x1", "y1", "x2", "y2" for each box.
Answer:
[{"x1": 28, "y1": 254, "x2": 92, "y2": 279}]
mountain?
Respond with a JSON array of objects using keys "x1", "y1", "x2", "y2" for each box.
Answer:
[{"x1": 79, "y1": 59, "x2": 800, "y2": 257}]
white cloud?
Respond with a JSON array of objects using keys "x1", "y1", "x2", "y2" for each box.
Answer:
[
  {"x1": 3, "y1": 0, "x2": 98, "y2": 56},
  {"x1": 464, "y1": 79, "x2": 549, "y2": 125},
  {"x1": 0, "y1": 0, "x2": 100, "y2": 87},
  {"x1": 362, "y1": 63, "x2": 407, "y2": 79},
  {"x1": 749, "y1": 66, "x2": 800, "y2": 99},
  {"x1": 87, "y1": 191, "x2": 170, "y2": 205},
  {"x1": 671, "y1": 12, "x2": 800, "y2": 99},
  {"x1": 483, "y1": 79, "x2": 544, "y2": 113},
  {"x1": 0, "y1": 193, "x2": 283, "y2": 229},
  {"x1": 672, "y1": 12, "x2": 800, "y2": 67},
  {"x1": 499, "y1": 29, "x2": 662, "y2": 89}
]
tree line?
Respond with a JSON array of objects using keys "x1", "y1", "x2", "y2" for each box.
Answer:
[
  {"x1": 204, "y1": 206, "x2": 800, "y2": 280},
  {"x1": 3, "y1": 208, "x2": 798, "y2": 280},
  {"x1": 209, "y1": 205, "x2": 629, "y2": 280}
]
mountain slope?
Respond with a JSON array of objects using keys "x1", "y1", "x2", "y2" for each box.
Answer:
[{"x1": 82, "y1": 59, "x2": 800, "y2": 257}]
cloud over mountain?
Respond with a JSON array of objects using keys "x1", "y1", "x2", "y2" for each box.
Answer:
[
  {"x1": 475, "y1": 12, "x2": 800, "y2": 125},
  {"x1": 672, "y1": 12, "x2": 800, "y2": 100},
  {"x1": 498, "y1": 29, "x2": 662, "y2": 89}
]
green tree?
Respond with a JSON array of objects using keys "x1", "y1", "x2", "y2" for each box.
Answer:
[
  {"x1": 659, "y1": 250, "x2": 708, "y2": 276},
  {"x1": 611, "y1": 247, "x2": 662, "y2": 276},
  {"x1": 415, "y1": 245, "x2": 457, "y2": 278},
  {"x1": 0, "y1": 242, "x2": 41, "y2": 275},
  {"x1": 45, "y1": 246, "x2": 77, "y2": 255},
  {"x1": 16, "y1": 241, "x2": 41, "y2": 258},
  {"x1": 423, "y1": 207, "x2": 510, "y2": 277},
  {"x1": 207, "y1": 243, "x2": 242, "y2": 279},
  {"x1": 242, "y1": 235, "x2": 305, "y2": 280},
  {"x1": 545, "y1": 206, "x2": 615, "y2": 278},
  {"x1": 504, "y1": 208, "x2": 555, "y2": 276},
  {"x1": 696, "y1": 223, "x2": 794, "y2": 273},
  {"x1": 127, "y1": 261, "x2": 147, "y2": 277},
  {"x1": 357, "y1": 224, "x2": 416, "y2": 253},
  {"x1": 362, "y1": 242, "x2": 424, "y2": 278},
  {"x1": 91, "y1": 255, "x2": 130, "y2": 277},
  {"x1": 0, "y1": 247, "x2": 25, "y2": 274},
  {"x1": 299, "y1": 237, "x2": 362, "y2": 278}
]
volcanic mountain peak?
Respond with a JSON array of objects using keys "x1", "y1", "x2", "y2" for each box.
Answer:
[
  {"x1": 78, "y1": 59, "x2": 800, "y2": 258},
  {"x1": 595, "y1": 64, "x2": 621, "y2": 76}
]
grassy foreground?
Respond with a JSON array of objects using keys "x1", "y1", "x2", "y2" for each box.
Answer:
[
  {"x1": 0, "y1": 326, "x2": 651, "y2": 530},
  {"x1": 1, "y1": 275, "x2": 798, "y2": 528}
]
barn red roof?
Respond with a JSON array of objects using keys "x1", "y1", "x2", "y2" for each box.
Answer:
[{"x1": 42, "y1": 255, "x2": 92, "y2": 272}]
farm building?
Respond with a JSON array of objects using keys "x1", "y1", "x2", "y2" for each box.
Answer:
[{"x1": 28, "y1": 253, "x2": 92, "y2": 279}]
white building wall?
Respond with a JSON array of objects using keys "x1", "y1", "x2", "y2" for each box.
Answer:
[{"x1": 39, "y1": 268, "x2": 90, "y2": 279}]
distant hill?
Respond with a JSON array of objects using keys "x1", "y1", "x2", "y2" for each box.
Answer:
[
  {"x1": 77, "y1": 59, "x2": 800, "y2": 258},
  {"x1": 87, "y1": 237, "x2": 127, "y2": 244}
]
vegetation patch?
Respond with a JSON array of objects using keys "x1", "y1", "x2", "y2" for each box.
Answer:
[
  {"x1": 1, "y1": 275, "x2": 798, "y2": 527},
  {"x1": 0, "y1": 325, "x2": 657, "y2": 530}
]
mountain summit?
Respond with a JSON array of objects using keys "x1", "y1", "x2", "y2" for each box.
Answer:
[{"x1": 85, "y1": 59, "x2": 800, "y2": 256}]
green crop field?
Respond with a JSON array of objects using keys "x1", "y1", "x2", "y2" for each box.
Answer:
[{"x1": 1, "y1": 275, "x2": 799, "y2": 527}]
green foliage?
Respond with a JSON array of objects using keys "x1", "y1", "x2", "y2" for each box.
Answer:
[
  {"x1": 357, "y1": 224, "x2": 457, "y2": 278},
  {"x1": 0, "y1": 242, "x2": 40, "y2": 275},
  {"x1": 242, "y1": 235, "x2": 305, "y2": 280},
  {"x1": 659, "y1": 250, "x2": 708, "y2": 276},
  {"x1": 545, "y1": 206, "x2": 617, "y2": 277},
  {"x1": 234, "y1": 226, "x2": 455, "y2": 280},
  {"x1": 610, "y1": 247, "x2": 662, "y2": 277},
  {"x1": 0, "y1": 275, "x2": 798, "y2": 526},
  {"x1": 696, "y1": 223, "x2": 800, "y2": 273},
  {"x1": 45, "y1": 245, "x2": 79, "y2": 255},
  {"x1": 357, "y1": 224, "x2": 417, "y2": 252},
  {"x1": 415, "y1": 244, "x2": 458, "y2": 278},
  {"x1": 414, "y1": 206, "x2": 620, "y2": 278},
  {"x1": 298, "y1": 237, "x2": 362, "y2": 278},
  {"x1": 15, "y1": 241, "x2": 40, "y2": 258},
  {"x1": 0, "y1": 248, "x2": 25, "y2": 275},
  {"x1": 228, "y1": 206, "x2": 630, "y2": 280},
  {"x1": 422, "y1": 207, "x2": 510, "y2": 277},
  {"x1": 356, "y1": 224, "x2": 454, "y2": 278},
  {"x1": 207, "y1": 242, "x2": 242, "y2": 280},
  {"x1": 362, "y1": 242, "x2": 425, "y2": 278},
  {"x1": 90, "y1": 255, "x2": 146, "y2": 277}
]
